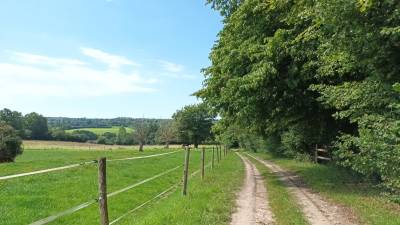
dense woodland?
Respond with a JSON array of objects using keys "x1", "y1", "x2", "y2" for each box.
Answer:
[{"x1": 199, "y1": 0, "x2": 400, "y2": 192}]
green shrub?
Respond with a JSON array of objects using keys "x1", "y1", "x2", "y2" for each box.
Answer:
[{"x1": 0, "y1": 122, "x2": 23, "y2": 162}]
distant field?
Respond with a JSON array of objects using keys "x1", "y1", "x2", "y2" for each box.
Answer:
[
  {"x1": 23, "y1": 140, "x2": 183, "y2": 150},
  {"x1": 0, "y1": 142, "x2": 241, "y2": 225},
  {"x1": 66, "y1": 126, "x2": 134, "y2": 135}
]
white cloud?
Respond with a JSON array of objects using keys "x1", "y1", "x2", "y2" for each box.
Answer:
[
  {"x1": 159, "y1": 60, "x2": 184, "y2": 73},
  {"x1": 11, "y1": 51, "x2": 86, "y2": 66},
  {"x1": 0, "y1": 49, "x2": 156, "y2": 99},
  {"x1": 81, "y1": 47, "x2": 140, "y2": 68}
]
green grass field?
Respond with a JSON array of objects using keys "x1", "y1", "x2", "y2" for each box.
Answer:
[
  {"x1": 66, "y1": 126, "x2": 134, "y2": 135},
  {"x1": 0, "y1": 144, "x2": 242, "y2": 225},
  {"x1": 251, "y1": 151, "x2": 400, "y2": 225}
]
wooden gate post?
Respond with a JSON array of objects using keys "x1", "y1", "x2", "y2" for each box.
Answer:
[
  {"x1": 201, "y1": 147, "x2": 205, "y2": 180},
  {"x1": 182, "y1": 146, "x2": 191, "y2": 196},
  {"x1": 98, "y1": 157, "x2": 109, "y2": 225}
]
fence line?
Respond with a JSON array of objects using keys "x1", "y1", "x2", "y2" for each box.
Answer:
[
  {"x1": 29, "y1": 164, "x2": 182, "y2": 225},
  {"x1": 110, "y1": 162, "x2": 213, "y2": 224},
  {"x1": 107, "y1": 150, "x2": 180, "y2": 162},
  {"x1": 0, "y1": 160, "x2": 97, "y2": 181},
  {"x1": 107, "y1": 166, "x2": 181, "y2": 198},
  {"x1": 0, "y1": 150, "x2": 180, "y2": 181},
  {"x1": 109, "y1": 184, "x2": 178, "y2": 225},
  {"x1": 30, "y1": 200, "x2": 97, "y2": 225}
]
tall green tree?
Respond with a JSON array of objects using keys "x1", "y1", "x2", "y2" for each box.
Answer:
[
  {"x1": 200, "y1": 0, "x2": 400, "y2": 191},
  {"x1": 24, "y1": 112, "x2": 48, "y2": 140},
  {"x1": 117, "y1": 127, "x2": 128, "y2": 145},
  {"x1": 0, "y1": 108, "x2": 24, "y2": 137},
  {"x1": 173, "y1": 103, "x2": 215, "y2": 148}
]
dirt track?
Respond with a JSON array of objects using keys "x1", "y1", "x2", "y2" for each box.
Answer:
[
  {"x1": 230, "y1": 153, "x2": 275, "y2": 225},
  {"x1": 245, "y1": 153, "x2": 359, "y2": 225}
]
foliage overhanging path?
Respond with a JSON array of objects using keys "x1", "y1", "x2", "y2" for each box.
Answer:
[
  {"x1": 231, "y1": 152, "x2": 275, "y2": 225},
  {"x1": 246, "y1": 153, "x2": 359, "y2": 225}
]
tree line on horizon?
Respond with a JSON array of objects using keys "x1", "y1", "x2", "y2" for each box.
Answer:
[
  {"x1": 0, "y1": 104, "x2": 216, "y2": 161},
  {"x1": 200, "y1": 0, "x2": 400, "y2": 192}
]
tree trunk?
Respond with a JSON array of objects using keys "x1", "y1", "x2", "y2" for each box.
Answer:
[
  {"x1": 194, "y1": 143, "x2": 198, "y2": 149},
  {"x1": 165, "y1": 142, "x2": 170, "y2": 149},
  {"x1": 139, "y1": 142, "x2": 144, "y2": 152}
]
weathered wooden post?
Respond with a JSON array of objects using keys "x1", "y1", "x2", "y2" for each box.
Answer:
[
  {"x1": 212, "y1": 146, "x2": 215, "y2": 169},
  {"x1": 201, "y1": 147, "x2": 205, "y2": 180},
  {"x1": 182, "y1": 146, "x2": 191, "y2": 196},
  {"x1": 98, "y1": 157, "x2": 109, "y2": 225}
]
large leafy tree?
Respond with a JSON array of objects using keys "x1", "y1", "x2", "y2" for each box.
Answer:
[
  {"x1": 0, "y1": 108, "x2": 25, "y2": 137},
  {"x1": 201, "y1": 0, "x2": 400, "y2": 191},
  {"x1": 24, "y1": 112, "x2": 49, "y2": 140},
  {"x1": 173, "y1": 103, "x2": 215, "y2": 148}
]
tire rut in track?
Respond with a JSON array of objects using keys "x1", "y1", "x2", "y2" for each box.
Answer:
[
  {"x1": 246, "y1": 153, "x2": 360, "y2": 225},
  {"x1": 230, "y1": 153, "x2": 275, "y2": 225}
]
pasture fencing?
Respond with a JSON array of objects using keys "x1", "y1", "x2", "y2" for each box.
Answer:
[{"x1": 19, "y1": 145, "x2": 231, "y2": 225}]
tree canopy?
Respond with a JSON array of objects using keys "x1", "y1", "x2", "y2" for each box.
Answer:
[
  {"x1": 199, "y1": 0, "x2": 400, "y2": 191},
  {"x1": 173, "y1": 103, "x2": 215, "y2": 148}
]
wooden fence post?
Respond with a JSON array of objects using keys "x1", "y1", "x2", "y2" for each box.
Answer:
[
  {"x1": 201, "y1": 147, "x2": 205, "y2": 180},
  {"x1": 212, "y1": 146, "x2": 215, "y2": 169},
  {"x1": 98, "y1": 157, "x2": 109, "y2": 225},
  {"x1": 182, "y1": 147, "x2": 191, "y2": 196}
]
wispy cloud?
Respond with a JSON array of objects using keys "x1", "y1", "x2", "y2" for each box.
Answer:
[
  {"x1": 81, "y1": 47, "x2": 140, "y2": 68},
  {"x1": 11, "y1": 51, "x2": 86, "y2": 66},
  {"x1": 159, "y1": 60, "x2": 184, "y2": 73},
  {"x1": 0, "y1": 49, "x2": 156, "y2": 99}
]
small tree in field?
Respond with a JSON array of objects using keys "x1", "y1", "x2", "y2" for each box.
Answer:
[
  {"x1": 156, "y1": 121, "x2": 176, "y2": 149},
  {"x1": 0, "y1": 122, "x2": 23, "y2": 163},
  {"x1": 133, "y1": 120, "x2": 150, "y2": 152}
]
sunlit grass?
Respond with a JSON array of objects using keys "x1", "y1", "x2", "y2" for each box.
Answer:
[{"x1": 252, "y1": 151, "x2": 400, "y2": 225}]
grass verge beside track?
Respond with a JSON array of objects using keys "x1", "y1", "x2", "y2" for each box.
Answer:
[
  {"x1": 251, "y1": 151, "x2": 400, "y2": 225},
  {"x1": 116, "y1": 152, "x2": 243, "y2": 225}
]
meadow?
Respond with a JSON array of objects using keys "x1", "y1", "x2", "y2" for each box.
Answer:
[
  {"x1": 0, "y1": 142, "x2": 242, "y2": 225},
  {"x1": 65, "y1": 126, "x2": 134, "y2": 135}
]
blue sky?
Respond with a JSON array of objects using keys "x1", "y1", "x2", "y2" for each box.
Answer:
[{"x1": 0, "y1": 0, "x2": 222, "y2": 118}]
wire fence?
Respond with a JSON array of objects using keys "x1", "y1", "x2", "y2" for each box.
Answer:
[
  {"x1": 0, "y1": 150, "x2": 180, "y2": 180},
  {"x1": 3, "y1": 146, "x2": 230, "y2": 225}
]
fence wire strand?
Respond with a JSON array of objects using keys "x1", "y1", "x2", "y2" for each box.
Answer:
[
  {"x1": 110, "y1": 162, "x2": 213, "y2": 224},
  {"x1": 0, "y1": 150, "x2": 180, "y2": 181},
  {"x1": 28, "y1": 164, "x2": 182, "y2": 225}
]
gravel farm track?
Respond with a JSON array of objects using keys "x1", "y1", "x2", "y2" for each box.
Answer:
[{"x1": 230, "y1": 152, "x2": 360, "y2": 225}]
